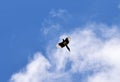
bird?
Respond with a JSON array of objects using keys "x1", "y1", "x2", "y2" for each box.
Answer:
[{"x1": 56, "y1": 37, "x2": 71, "y2": 51}]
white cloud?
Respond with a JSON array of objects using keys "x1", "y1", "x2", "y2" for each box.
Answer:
[
  {"x1": 42, "y1": 24, "x2": 60, "y2": 35},
  {"x1": 10, "y1": 53, "x2": 51, "y2": 82},
  {"x1": 10, "y1": 23, "x2": 120, "y2": 82},
  {"x1": 41, "y1": 9, "x2": 71, "y2": 35},
  {"x1": 49, "y1": 9, "x2": 71, "y2": 21}
]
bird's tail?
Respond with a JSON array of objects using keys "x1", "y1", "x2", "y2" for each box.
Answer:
[{"x1": 66, "y1": 45, "x2": 70, "y2": 52}]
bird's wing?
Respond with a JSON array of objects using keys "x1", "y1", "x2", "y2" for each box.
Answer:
[
  {"x1": 67, "y1": 37, "x2": 71, "y2": 42},
  {"x1": 65, "y1": 37, "x2": 70, "y2": 44},
  {"x1": 56, "y1": 42, "x2": 65, "y2": 48}
]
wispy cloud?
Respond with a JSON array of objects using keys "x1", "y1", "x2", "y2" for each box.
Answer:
[
  {"x1": 10, "y1": 23, "x2": 120, "y2": 82},
  {"x1": 41, "y1": 9, "x2": 71, "y2": 35},
  {"x1": 49, "y1": 9, "x2": 71, "y2": 22},
  {"x1": 42, "y1": 24, "x2": 60, "y2": 35}
]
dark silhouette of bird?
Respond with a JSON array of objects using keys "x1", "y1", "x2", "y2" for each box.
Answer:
[{"x1": 57, "y1": 37, "x2": 71, "y2": 51}]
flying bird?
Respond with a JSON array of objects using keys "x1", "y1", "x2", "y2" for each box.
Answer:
[{"x1": 56, "y1": 37, "x2": 71, "y2": 51}]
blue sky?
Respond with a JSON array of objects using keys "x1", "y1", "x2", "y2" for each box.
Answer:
[{"x1": 0, "y1": 0, "x2": 120, "y2": 82}]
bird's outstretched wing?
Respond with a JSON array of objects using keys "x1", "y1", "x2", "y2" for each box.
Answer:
[
  {"x1": 56, "y1": 42, "x2": 65, "y2": 48},
  {"x1": 65, "y1": 37, "x2": 71, "y2": 44}
]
